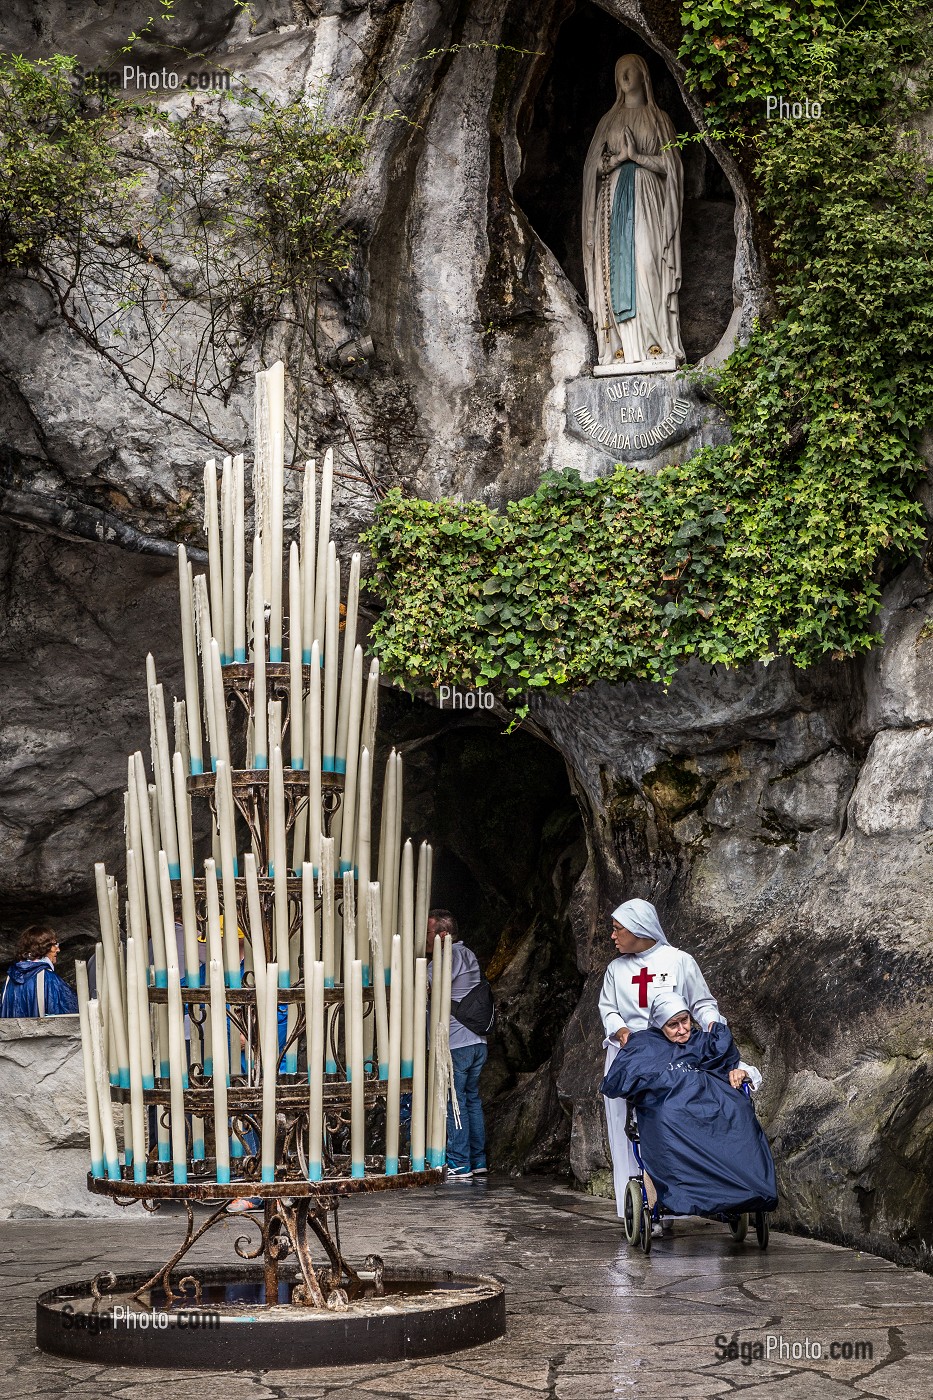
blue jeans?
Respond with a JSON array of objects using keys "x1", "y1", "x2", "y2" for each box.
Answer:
[{"x1": 446, "y1": 1043, "x2": 487, "y2": 1172}]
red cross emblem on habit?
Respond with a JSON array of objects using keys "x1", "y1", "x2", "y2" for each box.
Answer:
[{"x1": 632, "y1": 967, "x2": 655, "y2": 1008}]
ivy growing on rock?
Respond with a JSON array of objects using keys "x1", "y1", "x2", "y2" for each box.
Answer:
[{"x1": 365, "y1": 1, "x2": 933, "y2": 705}]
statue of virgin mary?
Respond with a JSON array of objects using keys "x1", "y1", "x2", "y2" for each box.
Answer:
[{"x1": 582, "y1": 54, "x2": 685, "y2": 371}]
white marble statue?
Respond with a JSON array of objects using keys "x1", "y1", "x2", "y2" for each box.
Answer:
[{"x1": 582, "y1": 54, "x2": 685, "y2": 373}]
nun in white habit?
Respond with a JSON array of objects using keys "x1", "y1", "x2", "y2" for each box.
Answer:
[{"x1": 598, "y1": 898, "x2": 721, "y2": 1217}]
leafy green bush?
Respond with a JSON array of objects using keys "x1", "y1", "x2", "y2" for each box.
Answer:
[{"x1": 364, "y1": 1, "x2": 933, "y2": 705}]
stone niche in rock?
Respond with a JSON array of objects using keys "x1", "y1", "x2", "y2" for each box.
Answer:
[{"x1": 515, "y1": 1, "x2": 738, "y2": 471}]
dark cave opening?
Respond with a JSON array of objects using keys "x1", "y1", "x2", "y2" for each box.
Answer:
[
  {"x1": 374, "y1": 689, "x2": 587, "y2": 1169},
  {"x1": 514, "y1": 0, "x2": 738, "y2": 364}
]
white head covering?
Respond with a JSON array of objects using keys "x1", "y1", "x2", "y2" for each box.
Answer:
[
  {"x1": 611, "y1": 898, "x2": 669, "y2": 947},
  {"x1": 648, "y1": 990, "x2": 690, "y2": 1030}
]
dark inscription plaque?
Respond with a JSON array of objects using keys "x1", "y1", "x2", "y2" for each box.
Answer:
[{"x1": 565, "y1": 373, "x2": 701, "y2": 463}]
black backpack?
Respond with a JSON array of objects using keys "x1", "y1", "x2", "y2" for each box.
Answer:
[{"x1": 451, "y1": 977, "x2": 496, "y2": 1036}]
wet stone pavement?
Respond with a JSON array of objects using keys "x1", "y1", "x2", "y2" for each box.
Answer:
[{"x1": 2, "y1": 1177, "x2": 933, "y2": 1399}]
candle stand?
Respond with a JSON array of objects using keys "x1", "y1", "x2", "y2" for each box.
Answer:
[{"x1": 36, "y1": 373, "x2": 505, "y2": 1368}]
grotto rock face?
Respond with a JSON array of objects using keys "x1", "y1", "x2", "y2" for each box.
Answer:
[
  {"x1": 1, "y1": 0, "x2": 931, "y2": 1267},
  {"x1": 530, "y1": 555, "x2": 933, "y2": 1268}
]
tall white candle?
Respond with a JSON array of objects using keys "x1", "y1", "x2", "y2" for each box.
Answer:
[
  {"x1": 244, "y1": 852, "x2": 267, "y2": 1044},
  {"x1": 233, "y1": 453, "x2": 247, "y2": 662},
  {"x1": 341, "y1": 876, "x2": 355, "y2": 1081},
  {"x1": 94, "y1": 863, "x2": 129, "y2": 1089},
  {"x1": 214, "y1": 759, "x2": 241, "y2": 986},
  {"x1": 356, "y1": 748, "x2": 372, "y2": 974},
  {"x1": 391, "y1": 753, "x2": 403, "y2": 958},
  {"x1": 349, "y1": 958, "x2": 364, "y2": 1178},
  {"x1": 414, "y1": 841, "x2": 429, "y2": 960},
  {"x1": 313, "y1": 447, "x2": 333, "y2": 647},
  {"x1": 426, "y1": 937, "x2": 442, "y2": 1166},
  {"x1": 204, "y1": 459, "x2": 225, "y2": 664},
  {"x1": 307, "y1": 640, "x2": 322, "y2": 874},
  {"x1": 307, "y1": 959, "x2": 325, "y2": 1181},
  {"x1": 172, "y1": 752, "x2": 199, "y2": 984},
  {"x1": 173, "y1": 698, "x2": 191, "y2": 780},
  {"x1": 322, "y1": 543, "x2": 339, "y2": 770},
  {"x1": 269, "y1": 431, "x2": 285, "y2": 663},
  {"x1": 252, "y1": 532, "x2": 268, "y2": 769},
  {"x1": 125, "y1": 941, "x2": 147, "y2": 1182},
  {"x1": 367, "y1": 882, "x2": 390, "y2": 1080},
  {"x1": 209, "y1": 638, "x2": 231, "y2": 769},
  {"x1": 261, "y1": 960, "x2": 279, "y2": 1182},
  {"x1": 399, "y1": 841, "x2": 415, "y2": 1079},
  {"x1": 437, "y1": 933, "x2": 454, "y2": 1167},
  {"x1": 334, "y1": 553, "x2": 361, "y2": 774},
  {"x1": 147, "y1": 667, "x2": 179, "y2": 878},
  {"x1": 268, "y1": 699, "x2": 283, "y2": 762},
  {"x1": 208, "y1": 956, "x2": 230, "y2": 1183},
  {"x1": 300, "y1": 459, "x2": 316, "y2": 662},
  {"x1": 167, "y1": 965, "x2": 188, "y2": 1184},
  {"x1": 379, "y1": 754, "x2": 399, "y2": 955},
  {"x1": 302, "y1": 860, "x2": 318, "y2": 972},
  {"x1": 385, "y1": 933, "x2": 402, "y2": 1175},
  {"x1": 88, "y1": 996, "x2": 121, "y2": 1180},
  {"x1": 288, "y1": 541, "x2": 304, "y2": 769},
  {"x1": 270, "y1": 747, "x2": 290, "y2": 988},
  {"x1": 411, "y1": 957, "x2": 428, "y2": 1172},
  {"x1": 125, "y1": 851, "x2": 154, "y2": 1089},
  {"x1": 76, "y1": 962, "x2": 105, "y2": 1178},
  {"x1": 178, "y1": 547, "x2": 203, "y2": 774},
  {"x1": 338, "y1": 647, "x2": 363, "y2": 876},
  {"x1": 194, "y1": 572, "x2": 218, "y2": 770},
  {"x1": 221, "y1": 454, "x2": 235, "y2": 664},
  {"x1": 361, "y1": 658, "x2": 380, "y2": 759},
  {"x1": 132, "y1": 752, "x2": 167, "y2": 985},
  {"x1": 319, "y1": 837, "x2": 335, "y2": 988}
]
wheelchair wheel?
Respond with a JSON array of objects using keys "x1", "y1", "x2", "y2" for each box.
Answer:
[
  {"x1": 638, "y1": 1205, "x2": 653, "y2": 1255},
  {"x1": 755, "y1": 1211, "x2": 770, "y2": 1249},
  {"x1": 728, "y1": 1213, "x2": 749, "y2": 1243},
  {"x1": 623, "y1": 1178, "x2": 642, "y2": 1245}
]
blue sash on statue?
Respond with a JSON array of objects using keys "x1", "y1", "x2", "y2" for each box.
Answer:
[{"x1": 610, "y1": 160, "x2": 636, "y2": 321}]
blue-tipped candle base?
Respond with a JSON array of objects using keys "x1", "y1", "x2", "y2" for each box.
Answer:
[
  {"x1": 230, "y1": 1138, "x2": 244, "y2": 1159},
  {"x1": 225, "y1": 969, "x2": 243, "y2": 989},
  {"x1": 283, "y1": 1054, "x2": 297, "y2": 1075},
  {"x1": 339, "y1": 860, "x2": 352, "y2": 876},
  {"x1": 106, "y1": 1159, "x2": 121, "y2": 1181},
  {"x1": 173, "y1": 1164, "x2": 188, "y2": 1185},
  {"x1": 154, "y1": 970, "x2": 167, "y2": 989},
  {"x1": 378, "y1": 1064, "x2": 389, "y2": 1082},
  {"x1": 278, "y1": 969, "x2": 290, "y2": 989},
  {"x1": 189, "y1": 757, "x2": 204, "y2": 776},
  {"x1": 270, "y1": 646, "x2": 283, "y2": 663},
  {"x1": 168, "y1": 862, "x2": 181, "y2": 879},
  {"x1": 192, "y1": 1139, "x2": 205, "y2": 1161},
  {"x1": 307, "y1": 1162, "x2": 323, "y2": 1182},
  {"x1": 202, "y1": 1059, "x2": 213, "y2": 1077},
  {"x1": 109, "y1": 1072, "x2": 119, "y2": 1088},
  {"x1": 351, "y1": 1162, "x2": 365, "y2": 1179},
  {"x1": 401, "y1": 1059, "x2": 414, "y2": 1078},
  {"x1": 324, "y1": 977, "x2": 335, "y2": 989},
  {"x1": 261, "y1": 1166, "x2": 276, "y2": 1184},
  {"x1": 323, "y1": 756, "x2": 335, "y2": 773},
  {"x1": 412, "y1": 1156, "x2": 425, "y2": 1173},
  {"x1": 291, "y1": 759, "x2": 304, "y2": 771},
  {"x1": 302, "y1": 650, "x2": 312, "y2": 665},
  {"x1": 254, "y1": 754, "x2": 268, "y2": 770},
  {"x1": 362, "y1": 965, "x2": 371, "y2": 988},
  {"x1": 385, "y1": 1158, "x2": 398, "y2": 1176},
  {"x1": 325, "y1": 1059, "x2": 338, "y2": 1075},
  {"x1": 234, "y1": 648, "x2": 247, "y2": 663},
  {"x1": 90, "y1": 1159, "x2": 104, "y2": 1180},
  {"x1": 133, "y1": 1164, "x2": 148, "y2": 1184},
  {"x1": 159, "y1": 1061, "x2": 170, "y2": 1079},
  {"x1": 216, "y1": 1165, "x2": 230, "y2": 1185},
  {"x1": 335, "y1": 757, "x2": 347, "y2": 775},
  {"x1": 143, "y1": 1074, "x2": 155, "y2": 1090},
  {"x1": 158, "y1": 1144, "x2": 171, "y2": 1163}
]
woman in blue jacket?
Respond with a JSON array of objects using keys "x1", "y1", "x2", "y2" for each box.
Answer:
[{"x1": 1, "y1": 926, "x2": 78, "y2": 1017}]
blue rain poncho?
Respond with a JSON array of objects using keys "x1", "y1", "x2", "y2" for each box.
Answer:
[
  {"x1": 601, "y1": 1019, "x2": 778, "y2": 1217},
  {"x1": 1, "y1": 959, "x2": 78, "y2": 1017}
]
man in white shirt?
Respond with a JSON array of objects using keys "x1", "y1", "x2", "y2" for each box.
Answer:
[
  {"x1": 427, "y1": 909, "x2": 488, "y2": 1181},
  {"x1": 599, "y1": 898, "x2": 721, "y2": 1217}
]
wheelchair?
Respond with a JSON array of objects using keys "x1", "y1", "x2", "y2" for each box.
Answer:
[{"x1": 623, "y1": 1094, "x2": 771, "y2": 1256}]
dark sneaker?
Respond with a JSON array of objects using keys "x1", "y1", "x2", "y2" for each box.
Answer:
[{"x1": 472, "y1": 1165, "x2": 488, "y2": 1176}]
